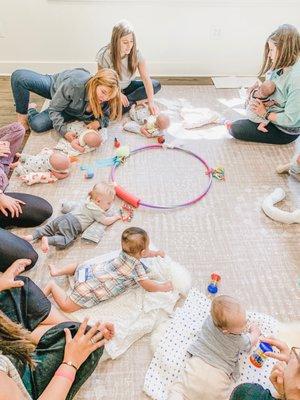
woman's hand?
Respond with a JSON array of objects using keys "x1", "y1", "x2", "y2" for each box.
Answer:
[
  {"x1": 64, "y1": 131, "x2": 77, "y2": 143},
  {"x1": 121, "y1": 93, "x2": 130, "y2": 108},
  {"x1": 0, "y1": 193, "x2": 25, "y2": 217},
  {"x1": 148, "y1": 101, "x2": 159, "y2": 115},
  {"x1": 261, "y1": 337, "x2": 290, "y2": 362},
  {"x1": 269, "y1": 362, "x2": 285, "y2": 397},
  {"x1": 0, "y1": 141, "x2": 10, "y2": 157},
  {"x1": 63, "y1": 318, "x2": 106, "y2": 369},
  {"x1": 249, "y1": 99, "x2": 267, "y2": 118},
  {"x1": 86, "y1": 121, "x2": 100, "y2": 130},
  {"x1": 0, "y1": 259, "x2": 31, "y2": 291}
]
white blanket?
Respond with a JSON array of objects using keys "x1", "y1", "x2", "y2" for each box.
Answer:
[
  {"x1": 144, "y1": 288, "x2": 279, "y2": 400},
  {"x1": 67, "y1": 251, "x2": 190, "y2": 360}
]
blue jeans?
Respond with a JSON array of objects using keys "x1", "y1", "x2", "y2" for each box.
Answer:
[
  {"x1": 122, "y1": 79, "x2": 161, "y2": 113},
  {"x1": 11, "y1": 69, "x2": 74, "y2": 133}
]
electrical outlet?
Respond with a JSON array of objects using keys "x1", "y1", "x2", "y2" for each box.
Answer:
[
  {"x1": 210, "y1": 26, "x2": 222, "y2": 40},
  {"x1": 0, "y1": 22, "x2": 5, "y2": 38}
]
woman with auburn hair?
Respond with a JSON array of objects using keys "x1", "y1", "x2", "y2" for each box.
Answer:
[
  {"x1": 96, "y1": 20, "x2": 161, "y2": 115},
  {"x1": 229, "y1": 24, "x2": 300, "y2": 144},
  {"x1": 0, "y1": 259, "x2": 113, "y2": 400},
  {"x1": 11, "y1": 67, "x2": 121, "y2": 143}
]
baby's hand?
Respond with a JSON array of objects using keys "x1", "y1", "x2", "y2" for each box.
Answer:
[
  {"x1": 249, "y1": 323, "x2": 261, "y2": 336},
  {"x1": 71, "y1": 139, "x2": 85, "y2": 153},
  {"x1": 156, "y1": 250, "x2": 165, "y2": 258},
  {"x1": 140, "y1": 126, "x2": 153, "y2": 138},
  {"x1": 162, "y1": 281, "x2": 173, "y2": 292}
]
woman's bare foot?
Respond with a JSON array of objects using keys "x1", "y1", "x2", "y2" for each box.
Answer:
[
  {"x1": 41, "y1": 236, "x2": 49, "y2": 253},
  {"x1": 9, "y1": 160, "x2": 20, "y2": 169},
  {"x1": 43, "y1": 281, "x2": 52, "y2": 296},
  {"x1": 28, "y1": 102, "x2": 37, "y2": 110},
  {"x1": 20, "y1": 234, "x2": 34, "y2": 242},
  {"x1": 48, "y1": 263, "x2": 60, "y2": 277}
]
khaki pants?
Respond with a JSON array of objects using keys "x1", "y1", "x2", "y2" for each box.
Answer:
[{"x1": 168, "y1": 356, "x2": 232, "y2": 400}]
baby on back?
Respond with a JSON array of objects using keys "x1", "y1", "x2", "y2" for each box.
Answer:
[{"x1": 169, "y1": 295, "x2": 261, "y2": 400}]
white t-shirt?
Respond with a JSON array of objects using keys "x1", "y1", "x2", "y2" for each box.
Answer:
[{"x1": 96, "y1": 45, "x2": 144, "y2": 90}]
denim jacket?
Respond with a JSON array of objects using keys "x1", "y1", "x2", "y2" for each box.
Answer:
[{"x1": 48, "y1": 68, "x2": 110, "y2": 136}]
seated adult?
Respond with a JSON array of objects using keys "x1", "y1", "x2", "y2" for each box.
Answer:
[
  {"x1": 0, "y1": 259, "x2": 112, "y2": 400},
  {"x1": 230, "y1": 337, "x2": 300, "y2": 400},
  {"x1": 0, "y1": 123, "x2": 52, "y2": 272},
  {"x1": 230, "y1": 24, "x2": 300, "y2": 145}
]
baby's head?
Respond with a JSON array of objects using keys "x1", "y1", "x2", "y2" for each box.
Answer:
[
  {"x1": 211, "y1": 295, "x2": 247, "y2": 335},
  {"x1": 121, "y1": 227, "x2": 149, "y2": 259},
  {"x1": 155, "y1": 113, "x2": 170, "y2": 132},
  {"x1": 253, "y1": 80, "x2": 276, "y2": 99},
  {"x1": 83, "y1": 130, "x2": 102, "y2": 149},
  {"x1": 89, "y1": 182, "x2": 115, "y2": 210},
  {"x1": 49, "y1": 151, "x2": 70, "y2": 172}
]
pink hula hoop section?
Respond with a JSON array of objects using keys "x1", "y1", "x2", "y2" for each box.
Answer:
[{"x1": 110, "y1": 144, "x2": 212, "y2": 210}]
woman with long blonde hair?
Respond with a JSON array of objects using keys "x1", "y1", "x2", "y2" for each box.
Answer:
[
  {"x1": 229, "y1": 24, "x2": 300, "y2": 144},
  {"x1": 11, "y1": 67, "x2": 122, "y2": 144},
  {"x1": 96, "y1": 20, "x2": 161, "y2": 115}
]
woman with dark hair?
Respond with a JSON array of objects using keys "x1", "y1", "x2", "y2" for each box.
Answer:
[
  {"x1": 229, "y1": 24, "x2": 300, "y2": 144},
  {"x1": 0, "y1": 259, "x2": 113, "y2": 400}
]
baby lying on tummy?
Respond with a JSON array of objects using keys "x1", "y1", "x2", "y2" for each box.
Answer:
[
  {"x1": 43, "y1": 227, "x2": 174, "y2": 312},
  {"x1": 168, "y1": 295, "x2": 261, "y2": 400},
  {"x1": 21, "y1": 182, "x2": 121, "y2": 252}
]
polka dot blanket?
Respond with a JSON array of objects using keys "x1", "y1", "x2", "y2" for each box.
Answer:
[{"x1": 143, "y1": 288, "x2": 279, "y2": 400}]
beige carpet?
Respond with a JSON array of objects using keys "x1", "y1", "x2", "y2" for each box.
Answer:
[{"x1": 7, "y1": 85, "x2": 300, "y2": 399}]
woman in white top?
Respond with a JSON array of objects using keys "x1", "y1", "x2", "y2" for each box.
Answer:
[{"x1": 96, "y1": 20, "x2": 161, "y2": 115}]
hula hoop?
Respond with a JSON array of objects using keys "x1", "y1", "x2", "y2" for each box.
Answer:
[{"x1": 110, "y1": 144, "x2": 212, "y2": 210}]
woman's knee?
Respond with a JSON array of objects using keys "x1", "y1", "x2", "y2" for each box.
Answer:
[
  {"x1": 29, "y1": 118, "x2": 50, "y2": 133},
  {"x1": 152, "y1": 80, "x2": 161, "y2": 94},
  {"x1": 11, "y1": 69, "x2": 28, "y2": 86},
  {"x1": 229, "y1": 120, "x2": 247, "y2": 139},
  {"x1": 24, "y1": 248, "x2": 38, "y2": 270}
]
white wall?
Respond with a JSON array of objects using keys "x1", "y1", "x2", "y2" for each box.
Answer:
[{"x1": 1, "y1": 0, "x2": 300, "y2": 76}]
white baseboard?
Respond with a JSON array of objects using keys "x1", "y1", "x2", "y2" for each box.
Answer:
[{"x1": 0, "y1": 61, "x2": 256, "y2": 77}]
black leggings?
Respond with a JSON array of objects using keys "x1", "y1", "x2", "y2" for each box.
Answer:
[
  {"x1": 122, "y1": 78, "x2": 161, "y2": 113},
  {"x1": 0, "y1": 193, "x2": 52, "y2": 272},
  {"x1": 230, "y1": 119, "x2": 299, "y2": 144}
]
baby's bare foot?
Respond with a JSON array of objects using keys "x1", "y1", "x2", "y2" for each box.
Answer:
[
  {"x1": 20, "y1": 234, "x2": 33, "y2": 242},
  {"x1": 48, "y1": 263, "x2": 59, "y2": 277},
  {"x1": 41, "y1": 236, "x2": 49, "y2": 253}
]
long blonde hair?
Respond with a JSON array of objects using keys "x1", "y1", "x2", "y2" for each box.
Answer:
[
  {"x1": 109, "y1": 20, "x2": 138, "y2": 79},
  {"x1": 0, "y1": 311, "x2": 35, "y2": 367},
  {"x1": 259, "y1": 24, "x2": 300, "y2": 76},
  {"x1": 86, "y1": 68, "x2": 122, "y2": 121}
]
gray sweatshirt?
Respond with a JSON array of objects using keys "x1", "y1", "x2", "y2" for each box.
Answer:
[{"x1": 48, "y1": 68, "x2": 110, "y2": 136}]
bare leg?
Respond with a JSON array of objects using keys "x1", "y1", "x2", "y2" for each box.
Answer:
[
  {"x1": 257, "y1": 122, "x2": 268, "y2": 133},
  {"x1": 41, "y1": 236, "x2": 49, "y2": 253},
  {"x1": 29, "y1": 304, "x2": 71, "y2": 344},
  {"x1": 48, "y1": 262, "x2": 78, "y2": 277},
  {"x1": 43, "y1": 280, "x2": 82, "y2": 312}
]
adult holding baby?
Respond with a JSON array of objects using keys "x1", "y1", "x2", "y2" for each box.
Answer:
[
  {"x1": 11, "y1": 67, "x2": 122, "y2": 147},
  {"x1": 230, "y1": 24, "x2": 300, "y2": 144},
  {"x1": 0, "y1": 122, "x2": 53, "y2": 272},
  {"x1": 96, "y1": 20, "x2": 161, "y2": 115},
  {"x1": 230, "y1": 337, "x2": 300, "y2": 400}
]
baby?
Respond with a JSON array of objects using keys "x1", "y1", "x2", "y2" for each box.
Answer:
[
  {"x1": 124, "y1": 105, "x2": 170, "y2": 138},
  {"x1": 43, "y1": 227, "x2": 173, "y2": 312},
  {"x1": 10, "y1": 148, "x2": 70, "y2": 181},
  {"x1": 66, "y1": 121, "x2": 103, "y2": 153},
  {"x1": 168, "y1": 295, "x2": 261, "y2": 400},
  {"x1": 21, "y1": 182, "x2": 121, "y2": 253},
  {"x1": 246, "y1": 80, "x2": 277, "y2": 132}
]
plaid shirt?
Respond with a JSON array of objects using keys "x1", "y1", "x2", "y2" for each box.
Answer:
[{"x1": 69, "y1": 251, "x2": 149, "y2": 308}]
